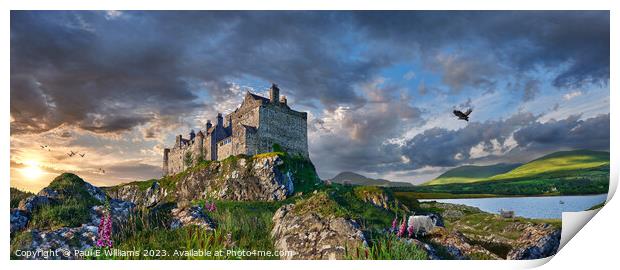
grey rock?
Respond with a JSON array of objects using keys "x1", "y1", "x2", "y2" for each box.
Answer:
[
  {"x1": 17, "y1": 195, "x2": 50, "y2": 213},
  {"x1": 10, "y1": 209, "x2": 29, "y2": 234},
  {"x1": 170, "y1": 206, "x2": 215, "y2": 229},
  {"x1": 176, "y1": 155, "x2": 294, "y2": 202},
  {"x1": 271, "y1": 204, "x2": 367, "y2": 259},
  {"x1": 507, "y1": 224, "x2": 561, "y2": 260}
]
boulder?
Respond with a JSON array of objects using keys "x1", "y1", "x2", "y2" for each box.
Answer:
[
  {"x1": 10, "y1": 209, "x2": 29, "y2": 234},
  {"x1": 507, "y1": 224, "x2": 560, "y2": 260},
  {"x1": 271, "y1": 203, "x2": 367, "y2": 259},
  {"x1": 13, "y1": 225, "x2": 99, "y2": 259},
  {"x1": 428, "y1": 228, "x2": 501, "y2": 260},
  {"x1": 106, "y1": 181, "x2": 168, "y2": 208},
  {"x1": 170, "y1": 206, "x2": 215, "y2": 229}
]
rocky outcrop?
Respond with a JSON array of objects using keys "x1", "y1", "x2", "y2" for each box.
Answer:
[
  {"x1": 428, "y1": 228, "x2": 501, "y2": 260},
  {"x1": 10, "y1": 209, "x2": 29, "y2": 234},
  {"x1": 14, "y1": 225, "x2": 99, "y2": 259},
  {"x1": 170, "y1": 206, "x2": 215, "y2": 229},
  {"x1": 12, "y1": 199, "x2": 135, "y2": 260},
  {"x1": 176, "y1": 155, "x2": 294, "y2": 202},
  {"x1": 507, "y1": 224, "x2": 561, "y2": 260},
  {"x1": 10, "y1": 174, "x2": 136, "y2": 259},
  {"x1": 271, "y1": 201, "x2": 367, "y2": 259},
  {"x1": 354, "y1": 187, "x2": 393, "y2": 210},
  {"x1": 17, "y1": 195, "x2": 50, "y2": 212},
  {"x1": 106, "y1": 181, "x2": 168, "y2": 208}
]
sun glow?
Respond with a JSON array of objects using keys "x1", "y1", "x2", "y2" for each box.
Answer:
[{"x1": 21, "y1": 160, "x2": 44, "y2": 180}]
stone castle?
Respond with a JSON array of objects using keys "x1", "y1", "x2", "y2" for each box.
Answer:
[{"x1": 162, "y1": 84, "x2": 308, "y2": 176}]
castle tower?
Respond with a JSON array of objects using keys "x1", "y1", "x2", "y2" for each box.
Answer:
[
  {"x1": 206, "y1": 120, "x2": 212, "y2": 131},
  {"x1": 196, "y1": 131, "x2": 204, "y2": 161},
  {"x1": 189, "y1": 129, "x2": 196, "y2": 141},
  {"x1": 162, "y1": 148, "x2": 170, "y2": 176},
  {"x1": 269, "y1": 83, "x2": 280, "y2": 104},
  {"x1": 217, "y1": 113, "x2": 223, "y2": 126}
]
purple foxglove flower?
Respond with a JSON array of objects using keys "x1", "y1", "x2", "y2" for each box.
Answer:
[
  {"x1": 391, "y1": 216, "x2": 398, "y2": 232},
  {"x1": 397, "y1": 218, "x2": 407, "y2": 238}
]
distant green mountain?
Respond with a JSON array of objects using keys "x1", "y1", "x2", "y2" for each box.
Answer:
[
  {"x1": 423, "y1": 163, "x2": 521, "y2": 186},
  {"x1": 329, "y1": 171, "x2": 413, "y2": 187},
  {"x1": 422, "y1": 150, "x2": 609, "y2": 186},
  {"x1": 489, "y1": 150, "x2": 609, "y2": 181}
]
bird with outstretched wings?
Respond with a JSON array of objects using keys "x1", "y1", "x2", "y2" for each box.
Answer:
[{"x1": 453, "y1": 108, "x2": 473, "y2": 121}]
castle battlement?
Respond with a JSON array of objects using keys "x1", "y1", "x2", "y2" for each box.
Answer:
[{"x1": 162, "y1": 84, "x2": 308, "y2": 176}]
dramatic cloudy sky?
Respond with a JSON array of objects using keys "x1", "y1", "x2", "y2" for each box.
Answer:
[{"x1": 10, "y1": 11, "x2": 610, "y2": 192}]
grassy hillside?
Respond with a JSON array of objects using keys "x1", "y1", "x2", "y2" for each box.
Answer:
[
  {"x1": 422, "y1": 150, "x2": 609, "y2": 186},
  {"x1": 423, "y1": 163, "x2": 521, "y2": 186},
  {"x1": 10, "y1": 188, "x2": 33, "y2": 208},
  {"x1": 330, "y1": 171, "x2": 413, "y2": 187},
  {"x1": 488, "y1": 150, "x2": 609, "y2": 180}
]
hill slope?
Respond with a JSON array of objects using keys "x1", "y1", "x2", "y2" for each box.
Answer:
[
  {"x1": 329, "y1": 171, "x2": 413, "y2": 187},
  {"x1": 489, "y1": 150, "x2": 609, "y2": 180},
  {"x1": 421, "y1": 150, "x2": 609, "y2": 186},
  {"x1": 423, "y1": 163, "x2": 521, "y2": 186}
]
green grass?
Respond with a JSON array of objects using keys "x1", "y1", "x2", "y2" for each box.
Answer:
[
  {"x1": 345, "y1": 234, "x2": 428, "y2": 260},
  {"x1": 95, "y1": 199, "x2": 286, "y2": 260},
  {"x1": 10, "y1": 187, "x2": 33, "y2": 208},
  {"x1": 394, "y1": 191, "x2": 502, "y2": 200},
  {"x1": 28, "y1": 173, "x2": 102, "y2": 230},
  {"x1": 490, "y1": 150, "x2": 609, "y2": 180},
  {"x1": 395, "y1": 169, "x2": 609, "y2": 197},
  {"x1": 422, "y1": 150, "x2": 609, "y2": 187},
  {"x1": 424, "y1": 163, "x2": 521, "y2": 186}
]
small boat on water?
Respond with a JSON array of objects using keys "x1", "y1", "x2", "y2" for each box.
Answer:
[{"x1": 559, "y1": 200, "x2": 565, "y2": 204}]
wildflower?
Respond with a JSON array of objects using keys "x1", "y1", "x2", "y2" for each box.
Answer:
[
  {"x1": 396, "y1": 217, "x2": 407, "y2": 238},
  {"x1": 391, "y1": 216, "x2": 398, "y2": 232},
  {"x1": 96, "y1": 203, "x2": 113, "y2": 248},
  {"x1": 205, "y1": 201, "x2": 217, "y2": 212},
  {"x1": 407, "y1": 224, "x2": 415, "y2": 238}
]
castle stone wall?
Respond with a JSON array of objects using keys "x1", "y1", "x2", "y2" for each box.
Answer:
[{"x1": 256, "y1": 104, "x2": 308, "y2": 158}]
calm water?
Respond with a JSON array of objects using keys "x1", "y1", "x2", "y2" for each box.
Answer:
[{"x1": 420, "y1": 194, "x2": 608, "y2": 219}]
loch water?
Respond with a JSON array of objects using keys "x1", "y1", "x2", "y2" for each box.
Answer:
[{"x1": 420, "y1": 193, "x2": 608, "y2": 219}]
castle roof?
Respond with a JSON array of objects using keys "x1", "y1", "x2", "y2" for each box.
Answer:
[{"x1": 247, "y1": 92, "x2": 270, "y2": 104}]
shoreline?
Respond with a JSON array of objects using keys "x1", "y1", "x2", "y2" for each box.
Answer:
[{"x1": 395, "y1": 192, "x2": 608, "y2": 200}]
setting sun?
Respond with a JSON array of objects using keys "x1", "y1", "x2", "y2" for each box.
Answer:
[{"x1": 21, "y1": 160, "x2": 43, "y2": 180}]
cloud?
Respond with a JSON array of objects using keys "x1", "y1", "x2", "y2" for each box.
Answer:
[
  {"x1": 563, "y1": 90, "x2": 583, "y2": 101},
  {"x1": 353, "y1": 11, "x2": 609, "y2": 90},
  {"x1": 401, "y1": 112, "x2": 537, "y2": 168},
  {"x1": 309, "y1": 80, "x2": 425, "y2": 178},
  {"x1": 513, "y1": 113, "x2": 609, "y2": 151}
]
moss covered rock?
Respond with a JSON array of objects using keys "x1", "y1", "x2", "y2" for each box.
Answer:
[{"x1": 271, "y1": 192, "x2": 367, "y2": 259}]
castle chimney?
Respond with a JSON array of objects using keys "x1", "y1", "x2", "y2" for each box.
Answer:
[
  {"x1": 269, "y1": 83, "x2": 280, "y2": 104},
  {"x1": 176, "y1": 135, "x2": 182, "y2": 147},
  {"x1": 206, "y1": 120, "x2": 212, "y2": 130},
  {"x1": 217, "y1": 113, "x2": 223, "y2": 126},
  {"x1": 189, "y1": 129, "x2": 196, "y2": 141},
  {"x1": 279, "y1": 95, "x2": 287, "y2": 105}
]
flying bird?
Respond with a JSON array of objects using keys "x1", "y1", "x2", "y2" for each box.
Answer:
[
  {"x1": 453, "y1": 108, "x2": 473, "y2": 121},
  {"x1": 79, "y1": 153, "x2": 86, "y2": 157},
  {"x1": 67, "y1": 150, "x2": 77, "y2": 157}
]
